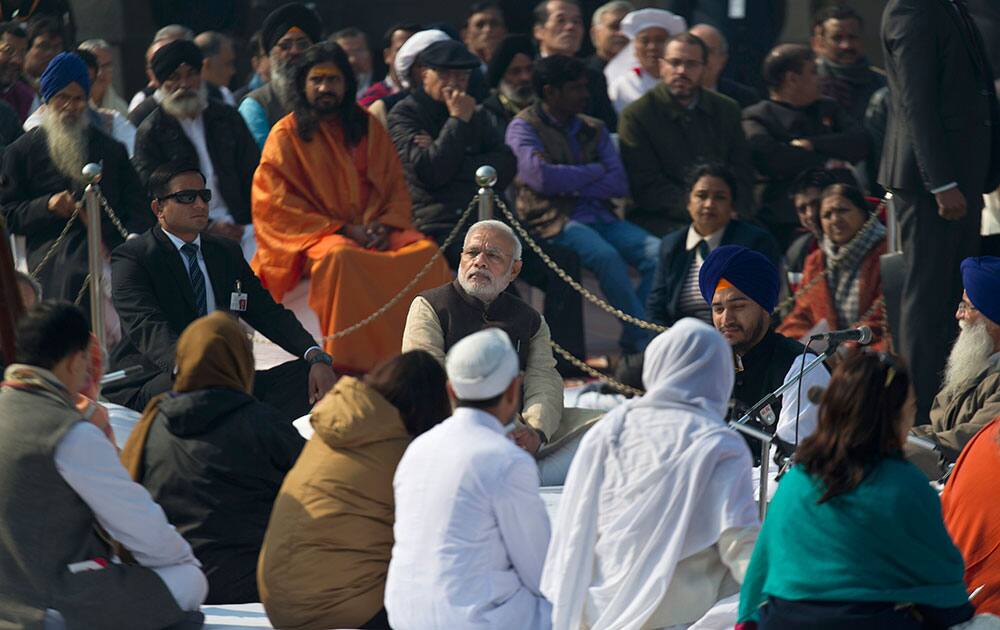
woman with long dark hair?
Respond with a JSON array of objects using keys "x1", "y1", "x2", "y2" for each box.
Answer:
[{"x1": 737, "y1": 351, "x2": 974, "y2": 629}]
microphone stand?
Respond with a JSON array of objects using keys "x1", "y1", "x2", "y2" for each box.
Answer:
[{"x1": 728, "y1": 343, "x2": 836, "y2": 520}]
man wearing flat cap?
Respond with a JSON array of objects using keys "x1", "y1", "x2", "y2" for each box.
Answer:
[
  {"x1": 699, "y1": 245, "x2": 830, "y2": 459},
  {"x1": 386, "y1": 328, "x2": 552, "y2": 630},
  {"x1": 906, "y1": 256, "x2": 1000, "y2": 479},
  {"x1": 240, "y1": 2, "x2": 323, "y2": 149},
  {"x1": 0, "y1": 52, "x2": 149, "y2": 311},
  {"x1": 133, "y1": 39, "x2": 260, "y2": 261}
]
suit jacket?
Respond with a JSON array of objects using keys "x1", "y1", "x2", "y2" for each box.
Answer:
[
  {"x1": 619, "y1": 84, "x2": 754, "y2": 230},
  {"x1": 646, "y1": 219, "x2": 780, "y2": 326},
  {"x1": 133, "y1": 101, "x2": 260, "y2": 224},
  {"x1": 879, "y1": 0, "x2": 1000, "y2": 196},
  {"x1": 109, "y1": 226, "x2": 315, "y2": 383},
  {"x1": 0, "y1": 125, "x2": 150, "y2": 304},
  {"x1": 743, "y1": 97, "x2": 869, "y2": 227}
]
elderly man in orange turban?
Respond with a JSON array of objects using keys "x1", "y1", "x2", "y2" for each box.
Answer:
[{"x1": 252, "y1": 42, "x2": 452, "y2": 373}]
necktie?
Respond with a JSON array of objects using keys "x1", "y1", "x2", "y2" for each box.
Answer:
[
  {"x1": 697, "y1": 239, "x2": 710, "y2": 261},
  {"x1": 180, "y1": 242, "x2": 208, "y2": 316}
]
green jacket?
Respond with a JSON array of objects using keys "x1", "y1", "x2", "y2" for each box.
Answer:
[{"x1": 618, "y1": 84, "x2": 753, "y2": 233}]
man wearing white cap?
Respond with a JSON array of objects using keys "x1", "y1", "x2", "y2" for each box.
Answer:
[
  {"x1": 607, "y1": 8, "x2": 686, "y2": 114},
  {"x1": 385, "y1": 328, "x2": 552, "y2": 630}
]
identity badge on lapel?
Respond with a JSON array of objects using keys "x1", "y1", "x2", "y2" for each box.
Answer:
[{"x1": 230, "y1": 280, "x2": 248, "y2": 312}]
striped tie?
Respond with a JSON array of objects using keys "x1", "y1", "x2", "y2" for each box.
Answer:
[{"x1": 180, "y1": 242, "x2": 208, "y2": 316}]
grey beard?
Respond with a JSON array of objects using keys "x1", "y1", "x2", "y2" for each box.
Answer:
[
  {"x1": 499, "y1": 80, "x2": 534, "y2": 107},
  {"x1": 41, "y1": 111, "x2": 89, "y2": 184},
  {"x1": 269, "y1": 56, "x2": 296, "y2": 108},
  {"x1": 458, "y1": 270, "x2": 509, "y2": 303},
  {"x1": 942, "y1": 318, "x2": 996, "y2": 397},
  {"x1": 159, "y1": 83, "x2": 208, "y2": 119}
]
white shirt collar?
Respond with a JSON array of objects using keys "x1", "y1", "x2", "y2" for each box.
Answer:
[
  {"x1": 685, "y1": 224, "x2": 726, "y2": 252},
  {"x1": 162, "y1": 228, "x2": 202, "y2": 253},
  {"x1": 450, "y1": 406, "x2": 508, "y2": 436}
]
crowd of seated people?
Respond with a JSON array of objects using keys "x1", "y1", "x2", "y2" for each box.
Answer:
[{"x1": 2, "y1": 0, "x2": 1000, "y2": 628}]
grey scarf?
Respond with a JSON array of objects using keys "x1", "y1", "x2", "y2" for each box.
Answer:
[{"x1": 822, "y1": 218, "x2": 886, "y2": 328}]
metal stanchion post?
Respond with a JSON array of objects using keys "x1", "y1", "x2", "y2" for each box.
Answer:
[
  {"x1": 82, "y1": 162, "x2": 105, "y2": 360},
  {"x1": 476, "y1": 165, "x2": 497, "y2": 221},
  {"x1": 759, "y1": 442, "x2": 770, "y2": 520}
]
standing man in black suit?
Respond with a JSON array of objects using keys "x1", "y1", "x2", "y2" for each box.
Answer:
[
  {"x1": 880, "y1": 0, "x2": 1000, "y2": 424},
  {"x1": 106, "y1": 162, "x2": 337, "y2": 418}
]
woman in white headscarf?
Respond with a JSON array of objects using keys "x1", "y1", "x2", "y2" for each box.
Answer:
[{"x1": 541, "y1": 318, "x2": 759, "y2": 630}]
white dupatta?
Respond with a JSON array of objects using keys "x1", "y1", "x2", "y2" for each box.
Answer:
[{"x1": 541, "y1": 319, "x2": 759, "y2": 629}]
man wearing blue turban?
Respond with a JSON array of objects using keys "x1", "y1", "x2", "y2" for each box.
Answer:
[
  {"x1": 699, "y1": 245, "x2": 831, "y2": 461},
  {"x1": 907, "y1": 256, "x2": 1000, "y2": 479},
  {"x1": 0, "y1": 52, "x2": 150, "y2": 315}
]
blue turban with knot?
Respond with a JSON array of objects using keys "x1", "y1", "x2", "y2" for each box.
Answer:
[
  {"x1": 40, "y1": 52, "x2": 91, "y2": 103},
  {"x1": 961, "y1": 256, "x2": 1000, "y2": 325},
  {"x1": 698, "y1": 245, "x2": 780, "y2": 313}
]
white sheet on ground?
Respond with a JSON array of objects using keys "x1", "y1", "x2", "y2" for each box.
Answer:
[{"x1": 202, "y1": 603, "x2": 272, "y2": 628}]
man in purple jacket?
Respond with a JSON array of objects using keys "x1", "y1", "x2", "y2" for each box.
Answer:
[{"x1": 505, "y1": 54, "x2": 660, "y2": 354}]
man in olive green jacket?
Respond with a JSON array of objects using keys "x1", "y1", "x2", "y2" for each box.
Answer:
[{"x1": 618, "y1": 32, "x2": 753, "y2": 236}]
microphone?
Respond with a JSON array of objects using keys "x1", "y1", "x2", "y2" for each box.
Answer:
[{"x1": 809, "y1": 326, "x2": 873, "y2": 345}]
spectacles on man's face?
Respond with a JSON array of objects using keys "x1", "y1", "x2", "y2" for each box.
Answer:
[
  {"x1": 159, "y1": 188, "x2": 212, "y2": 204},
  {"x1": 957, "y1": 300, "x2": 979, "y2": 315},
  {"x1": 275, "y1": 37, "x2": 311, "y2": 53}
]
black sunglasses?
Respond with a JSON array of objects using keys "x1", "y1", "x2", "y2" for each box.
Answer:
[{"x1": 159, "y1": 188, "x2": 212, "y2": 204}]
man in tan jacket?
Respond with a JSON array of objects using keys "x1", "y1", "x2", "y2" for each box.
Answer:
[
  {"x1": 402, "y1": 219, "x2": 598, "y2": 484},
  {"x1": 907, "y1": 256, "x2": 1000, "y2": 479}
]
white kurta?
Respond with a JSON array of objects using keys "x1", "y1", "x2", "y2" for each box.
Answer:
[
  {"x1": 609, "y1": 67, "x2": 660, "y2": 114},
  {"x1": 773, "y1": 353, "x2": 831, "y2": 447},
  {"x1": 385, "y1": 407, "x2": 552, "y2": 630},
  {"x1": 541, "y1": 319, "x2": 760, "y2": 630}
]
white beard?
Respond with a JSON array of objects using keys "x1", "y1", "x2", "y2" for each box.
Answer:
[
  {"x1": 269, "y1": 55, "x2": 296, "y2": 108},
  {"x1": 159, "y1": 83, "x2": 208, "y2": 119},
  {"x1": 941, "y1": 318, "x2": 996, "y2": 397},
  {"x1": 458, "y1": 267, "x2": 509, "y2": 303},
  {"x1": 41, "y1": 109, "x2": 89, "y2": 184}
]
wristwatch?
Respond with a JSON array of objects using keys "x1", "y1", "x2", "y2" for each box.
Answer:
[{"x1": 306, "y1": 348, "x2": 333, "y2": 367}]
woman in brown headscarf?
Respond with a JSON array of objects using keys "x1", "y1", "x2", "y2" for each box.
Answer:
[{"x1": 121, "y1": 311, "x2": 305, "y2": 605}]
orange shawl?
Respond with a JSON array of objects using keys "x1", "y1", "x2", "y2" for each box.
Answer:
[{"x1": 251, "y1": 110, "x2": 415, "y2": 302}]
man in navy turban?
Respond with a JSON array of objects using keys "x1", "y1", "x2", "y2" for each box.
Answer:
[
  {"x1": 0, "y1": 51, "x2": 150, "y2": 314},
  {"x1": 907, "y1": 256, "x2": 1000, "y2": 479},
  {"x1": 699, "y1": 245, "x2": 830, "y2": 461}
]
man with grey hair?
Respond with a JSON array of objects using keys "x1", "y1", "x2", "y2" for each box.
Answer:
[
  {"x1": 194, "y1": 31, "x2": 237, "y2": 106},
  {"x1": 133, "y1": 40, "x2": 260, "y2": 260},
  {"x1": 587, "y1": 0, "x2": 632, "y2": 72},
  {"x1": 907, "y1": 256, "x2": 1000, "y2": 479},
  {"x1": 402, "y1": 220, "x2": 599, "y2": 485},
  {"x1": 77, "y1": 38, "x2": 128, "y2": 115},
  {"x1": 331, "y1": 27, "x2": 373, "y2": 98},
  {"x1": 688, "y1": 23, "x2": 759, "y2": 108}
]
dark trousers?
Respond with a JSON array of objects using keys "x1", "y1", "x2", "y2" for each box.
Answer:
[
  {"x1": 893, "y1": 189, "x2": 982, "y2": 424},
  {"x1": 758, "y1": 597, "x2": 973, "y2": 630},
  {"x1": 106, "y1": 359, "x2": 311, "y2": 421},
  {"x1": 435, "y1": 226, "x2": 588, "y2": 375}
]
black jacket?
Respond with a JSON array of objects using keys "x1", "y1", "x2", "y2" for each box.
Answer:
[
  {"x1": 133, "y1": 101, "x2": 260, "y2": 224},
  {"x1": 107, "y1": 226, "x2": 316, "y2": 397},
  {"x1": 0, "y1": 125, "x2": 151, "y2": 305},
  {"x1": 646, "y1": 219, "x2": 780, "y2": 326},
  {"x1": 743, "y1": 97, "x2": 869, "y2": 226},
  {"x1": 718, "y1": 77, "x2": 761, "y2": 109},
  {"x1": 388, "y1": 89, "x2": 515, "y2": 237},
  {"x1": 879, "y1": 0, "x2": 1000, "y2": 196},
  {"x1": 140, "y1": 387, "x2": 304, "y2": 604}
]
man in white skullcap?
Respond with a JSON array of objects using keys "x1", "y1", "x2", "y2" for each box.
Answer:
[
  {"x1": 385, "y1": 328, "x2": 552, "y2": 630},
  {"x1": 606, "y1": 8, "x2": 686, "y2": 114}
]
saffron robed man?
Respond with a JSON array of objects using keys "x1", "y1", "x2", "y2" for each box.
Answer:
[
  {"x1": 251, "y1": 42, "x2": 452, "y2": 374},
  {"x1": 105, "y1": 162, "x2": 336, "y2": 417},
  {"x1": 402, "y1": 220, "x2": 600, "y2": 485}
]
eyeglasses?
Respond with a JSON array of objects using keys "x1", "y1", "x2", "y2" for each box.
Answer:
[
  {"x1": 662, "y1": 57, "x2": 704, "y2": 70},
  {"x1": 159, "y1": 188, "x2": 212, "y2": 204},
  {"x1": 957, "y1": 300, "x2": 979, "y2": 315},
  {"x1": 461, "y1": 246, "x2": 508, "y2": 265},
  {"x1": 276, "y1": 38, "x2": 311, "y2": 52}
]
